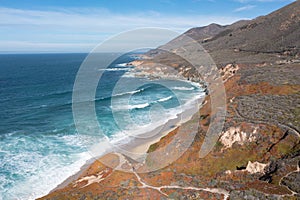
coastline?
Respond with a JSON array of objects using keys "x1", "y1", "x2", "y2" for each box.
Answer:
[
  {"x1": 43, "y1": 76, "x2": 205, "y2": 197},
  {"x1": 30, "y1": 2, "x2": 300, "y2": 198}
]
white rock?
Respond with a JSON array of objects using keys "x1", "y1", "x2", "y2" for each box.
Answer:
[
  {"x1": 219, "y1": 126, "x2": 258, "y2": 149},
  {"x1": 245, "y1": 161, "x2": 268, "y2": 174}
]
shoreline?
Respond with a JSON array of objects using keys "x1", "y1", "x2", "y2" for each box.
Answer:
[
  {"x1": 113, "y1": 95, "x2": 203, "y2": 161},
  {"x1": 45, "y1": 78, "x2": 205, "y2": 196}
]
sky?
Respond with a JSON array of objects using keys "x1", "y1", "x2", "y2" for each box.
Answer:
[{"x1": 0, "y1": 0, "x2": 296, "y2": 53}]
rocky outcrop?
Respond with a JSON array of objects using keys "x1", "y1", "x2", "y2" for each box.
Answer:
[
  {"x1": 245, "y1": 161, "x2": 268, "y2": 174},
  {"x1": 219, "y1": 126, "x2": 257, "y2": 149},
  {"x1": 219, "y1": 63, "x2": 239, "y2": 82}
]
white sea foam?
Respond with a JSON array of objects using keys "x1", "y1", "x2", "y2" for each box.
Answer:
[
  {"x1": 25, "y1": 152, "x2": 91, "y2": 200},
  {"x1": 115, "y1": 63, "x2": 128, "y2": 67},
  {"x1": 113, "y1": 85, "x2": 153, "y2": 97},
  {"x1": 157, "y1": 96, "x2": 172, "y2": 102},
  {"x1": 112, "y1": 102, "x2": 150, "y2": 110},
  {"x1": 98, "y1": 68, "x2": 131, "y2": 71},
  {"x1": 114, "y1": 88, "x2": 144, "y2": 96},
  {"x1": 172, "y1": 86, "x2": 195, "y2": 91},
  {"x1": 96, "y1": 87, "x2": 146, "y2": 101},
  {"x1": 111, "y1": 95, "x2": 172, "y2": 111},
  {"x1": 0, "y1": 132, "x2": 95, "y2": 200}
]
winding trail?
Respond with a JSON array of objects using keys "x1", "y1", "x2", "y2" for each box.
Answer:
[
  {"x1": 132, "y1": 169, "x2": 230, "y2": 199},
  {"x1": 278, "y1": 162, "x2": 300, "y2": 196},
  {"x1": 122, "y1": 155, "x2": 230, "y2": 199}
]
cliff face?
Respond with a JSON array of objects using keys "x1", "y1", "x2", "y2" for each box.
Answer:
[{"x1": 40, "y1": 2, "x2": 300, "y2": 200}]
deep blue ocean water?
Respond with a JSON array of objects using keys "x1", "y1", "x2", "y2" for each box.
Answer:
[{"x1": 0, "y1": 53, "x2": 204, "y2": 199}]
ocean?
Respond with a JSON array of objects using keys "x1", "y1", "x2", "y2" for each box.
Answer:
[{"x1": 0, "y1": 53, "x2": 204, "y2": 199}]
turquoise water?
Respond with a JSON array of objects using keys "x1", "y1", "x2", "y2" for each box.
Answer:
[{"x1": 0, "y1": 53, "x2": 204, "y2": 199}]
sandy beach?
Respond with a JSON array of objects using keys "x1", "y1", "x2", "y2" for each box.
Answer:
[{"x1": 114, "y1": 96, "x2": 203, "y2": 161}]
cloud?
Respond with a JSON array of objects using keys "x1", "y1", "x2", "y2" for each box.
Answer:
[
  {"x1": 234, "y1": 4, "x2": 256, "y2": 12},
  {"x1": 0, "y1": 7, "x2": 241, "y2": 52}
]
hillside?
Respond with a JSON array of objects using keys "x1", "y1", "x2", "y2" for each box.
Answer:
[
  {"x1": 204, "y1": 1, "x2": 300, "y2": 53},
  {"x1": 203, "y1": 0, "x2": 300, "y2": 65}
]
